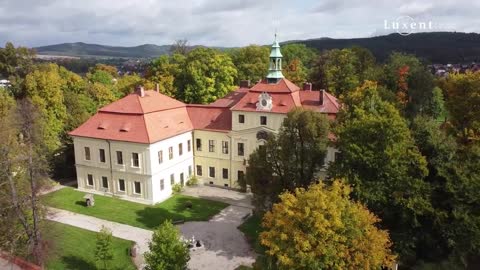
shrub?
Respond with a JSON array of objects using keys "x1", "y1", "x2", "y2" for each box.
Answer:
[
  {"x1": 185, "y1": 200, "x2": 193, "y2": 209},
  {"x1": 172, "y1": 183, "x2": 182, "y2": 193},
  {"x1": 186, "y1": 176, "x2": 199, "y2": 186}
]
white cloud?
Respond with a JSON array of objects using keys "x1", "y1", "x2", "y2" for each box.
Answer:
[{"x1": 0, "y1": 0, "x2": 477, "y2": 47}]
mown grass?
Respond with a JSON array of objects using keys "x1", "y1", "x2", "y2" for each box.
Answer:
[{"x1": 43, "y1": 187, "x2": 228, "y2": 230}]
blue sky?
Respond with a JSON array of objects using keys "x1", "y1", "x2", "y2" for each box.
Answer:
[{"x1": 0, "y1": 0, "x2": 478, "y2": 47}]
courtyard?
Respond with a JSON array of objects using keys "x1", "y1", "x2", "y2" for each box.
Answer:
[{"x1": 42, "y1": 185, "x2": 257, "y2": 269}]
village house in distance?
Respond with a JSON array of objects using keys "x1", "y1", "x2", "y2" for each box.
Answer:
[{"x1": 69, "y1": 36, "x2": 340, "y2": 204}]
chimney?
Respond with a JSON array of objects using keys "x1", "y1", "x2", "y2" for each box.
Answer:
[
  {"x1": 303, "y1": 82, "x2": 312, "y2": 91},
  {"x1": 239, "y1": 80, "x2": 250, "y2": 88},
  {"x1": 136, "y1": 86, "x2": 145, "y2": 97},
  {"x1": 319, "y1": 89, "x2": 325, "y2": 105},
  {"x1": 155, "y1": 83, "x2": 160, "y2": 92}
]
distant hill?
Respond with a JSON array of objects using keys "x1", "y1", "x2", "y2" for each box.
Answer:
[
  {"x1": 34, "y1": 32, "x2": 480, "y2": 63},
  {"x1": 35, "y1": 42, "x2": 172, "y2": 58},
  {"x1": 291, "y1": 32, "x2": 480, "y2": 64}
]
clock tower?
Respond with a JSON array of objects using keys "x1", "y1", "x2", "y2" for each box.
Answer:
[{"x1": 266, "y1": 33, "x2": 284, "y2": 84}]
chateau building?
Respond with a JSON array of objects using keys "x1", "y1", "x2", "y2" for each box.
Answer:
[{"x1": 69, "y1": 36, "x2": 340, "y2": 204}]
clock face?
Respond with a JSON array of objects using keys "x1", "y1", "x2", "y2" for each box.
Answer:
[{"x1": 261, "y1": 99, "x2": 267, "y2": 107}]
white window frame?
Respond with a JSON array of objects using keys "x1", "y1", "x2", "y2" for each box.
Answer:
[
  {"x1": 133, "y1": 181, "x2": 142, "y2": 195},
  {"x1": 118, "y1": 179, "x2": 126, "y2": 192},
  {"x1": 87, "y1": 174, "x2": 94, "y2": 187},
  {"x1": 132, "y1": 152, "x2": 140, "y2": 168}
]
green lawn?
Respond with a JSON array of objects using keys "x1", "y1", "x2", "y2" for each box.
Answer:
[
  {"x1": 43, "y1": 187, "x2": 228, "y2": 230},
  {"x1": 44, "y1": 221, "x2": 136, "y2": 270},
  {"x1": 238, "y1": 215, "x2": 264, "y2": 254}
]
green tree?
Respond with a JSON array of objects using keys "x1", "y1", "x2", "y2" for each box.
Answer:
[
  {"x1": 229, "y1": 45, "x2": 269, "y2": 84},
  {"x1": 350, "y1": 46, "x2": 377, "y2": 81},
  {"x1": 441, "y1": 71, "x2": 480, "y2": 142},
  {"x1": 381, "y1": 52, "x2": 437, "y2": 118},
  {"x1": 24, "y1": 63, "x2": 67, "y2": 154},
  {"x1": 261, "y1": 180, "x2": 396, "y2": 270},
  {"x1": 329, "y1": 81, "x2": 431, "y2": 262},
  {"x1": 146, "y1": 54, "x2": 185, "y2": 97},
  {"x1": 281, "y1": 43, "x2": 317, "y2": 69},
  {"x1": 144, "y1": 220, "x2": 190, "y2": 270},
  {"x1": 283, "y1": 58, "x2": 308, "y2": 86},
  {"x1": 0, "y1": 42, "x2": 36, "y2": 97},
  {"x1": 95, "y1": 226, "x2": 114, "y2": 269},
  {"x1": 319, "y1": 49, "x2": 360, "y2": 97},
  {"x1": 177, "y1": 48, "x2": 237, "y2": 104},
  {"x1": 246, "y1": 108, "x2": 330, "y2": 212},
  {"x1": 115, "y1": 73, "x2": 144, "y2": 96}
]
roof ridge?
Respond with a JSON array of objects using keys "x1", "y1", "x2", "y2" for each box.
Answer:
[{"x1": 324, "y1": 91, "x2": 340, "y2": 109}]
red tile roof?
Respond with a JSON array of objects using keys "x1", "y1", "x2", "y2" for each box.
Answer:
[
  {"x1": 69, "y1": 91, "x2": 193, "y2": 143},
  {"x1": 69, "y1": 82, "x2": 340, "y2": 143},
  {"x1": 186, "y1": 105, "x2": 231, "y2": 132},
  {"x1": 100, "y1": 90, "x2": 185, "y2": 114},
  {"x1": 299, "y1": 90, "x2": 340, "y2": 114},
  {"x1": 249, "y1": 78, "x2": 300, "y2": 93}
]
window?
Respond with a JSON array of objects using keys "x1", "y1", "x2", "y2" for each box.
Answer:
[
  {"x1": 101, "y1": 176, "x2": 108, "y2": 189},
  {"x1": 99, "y1": 149, "x2": 106, "y2": 163},
  {"x1": 134, "y1": 181, "x2": 141, "y2": 194},
  {"x1": 238, "y1": 143, "x2": 244, "y2": 156},
  {"x1": 87, "y1": 174, "x2": 94, "y2": 186},
  {"x1": 224, "y1": 184, "x2": 229, "y2": 187},
  {"x1": 158, "y1": 150, "x2": 163, "y2": 164},
  {"x1": 222, "y1": 141, "x2": 229, "y2": 154},
  {"x1": 208, "y1": 140, "x2": 215, "y2": 152},
  {"x1": 118, "y1": 179, "x2": 125, "y2": 192},
  {"x1": 209, "y1": 167, "x2": 215, "y2": 178},
  {"x1": 222, "y1": 168, "x2": 228, "y2": 179},
  {"x1": 196, "y1": 138, "x2": 202, "y2": 151},
  {"x1": 84, "y1": 147, "x2": 91, "y2": 161},
  {"x1": 180, "y1": 173, "x2": 184, "y2": 186},
  {"x1": 132, "y1": 153, "x2": 139, "y2": 167},
  {"x1": 116, "y1": 151, "x2": 123, "y2": 165},
  {"x1": 196, "y1": 165, "x2": 202, "y2": 176},
  {"x1": 260, "y1": 116, "x2": 267, "y2": 125},
  {"x1": 170, "y1": 174, "x2": 175, "y2": 185},
  {"x1": 168, "y1": 147, "x2": 173, "y2": 160},
  {"x1": 334, "y1": 152, "x2": 341, "y2": 162},
  {"x1": 188, "y1": 165, "x2": 192, "y2": 176},
  {"x1": 209, "y1": 181, "x2": 214, "y2": 185},
  {"x1": 160, "y1": 179, "x2": 164, "y2": 191},
  {"x1": 239, "y1": 114, "x2": 245, "y2": 123},
  {"x1": 238, "y1": 171, "x2": 245, "y2": 182},
  {"x1": 187, "y1": 140, "x2": 191, "y2": 152},
  {"x1": 179, "y1": 143, "x2": 183, "y2": 156}
]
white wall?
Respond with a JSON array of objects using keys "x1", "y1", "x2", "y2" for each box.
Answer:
[{"x1": 73, "y1": 132, "x2": 194, "y2": 204}]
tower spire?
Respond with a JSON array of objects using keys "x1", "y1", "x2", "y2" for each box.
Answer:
[{"x1": 266, "y1": 33, "x2": 284, "y2": 83}]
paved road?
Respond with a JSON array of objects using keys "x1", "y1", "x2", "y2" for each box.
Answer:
[{"x1": 182, "y1": 185, "x2": 254, "y2": 209}]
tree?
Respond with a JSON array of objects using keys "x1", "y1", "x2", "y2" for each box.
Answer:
[
  {"x1": 329, "y1": 81, "x2": 431, "y2": 262},
  {"x1": 0, "y1": 42, "x2": 36, "y2": 98},
  {"x1": 24, "y1": 63, "x2": 68, "y2": 154},
  {"x1": 381, "y1": 52, "x2": 436, "y2": 119},
  {"x1": 144, "y1": 220, "x2": 190, "y2": 270},
  {"x1": 283, "y1": 58, "x2": 308, "y2": 86},
  {"x1": 246, "y1": 108, "x2": 330, "y2": 212},
  {"x1": 260, "y1": 180, "x2": 396, "y2": 270},
  {"x1": 317, "y1": 49, "x2": 360, "y2": 97},
  {"x1": 170, "y1": 39, "x2": 189, "y2": 55},
  {"x1": 95, "y1": 226, "x2": 113, "y2": 269},
  {"x1": 440, "y1": 71, "x2": 480, "y2": 142},
  {"x1": 115, "y1": 73, "x2": 144, "y2": 96},
  {"x1": 281, "y1": 43, "x2": 317, "y2": 69},
  {"x1": 145, "y1": 54, "x2": 185, "y2": 97},
  {"x1": 229, "y1": 45, "x2": 269, "y2": 84},
  {"x1": 177, "y1": 48, "x2": 237, "y2": 104},
  {"x1": 0, "y1": 97, "x2": 49, "y2": 265}
]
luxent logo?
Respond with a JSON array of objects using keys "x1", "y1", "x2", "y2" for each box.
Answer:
[{"x1": 384, "y1": 16, "x2": 433, "y2": 36}]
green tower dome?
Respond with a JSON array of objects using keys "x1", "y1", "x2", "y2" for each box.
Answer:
[{"x1": 266, "y1": 33, "x2": 284, "y2": 83}]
